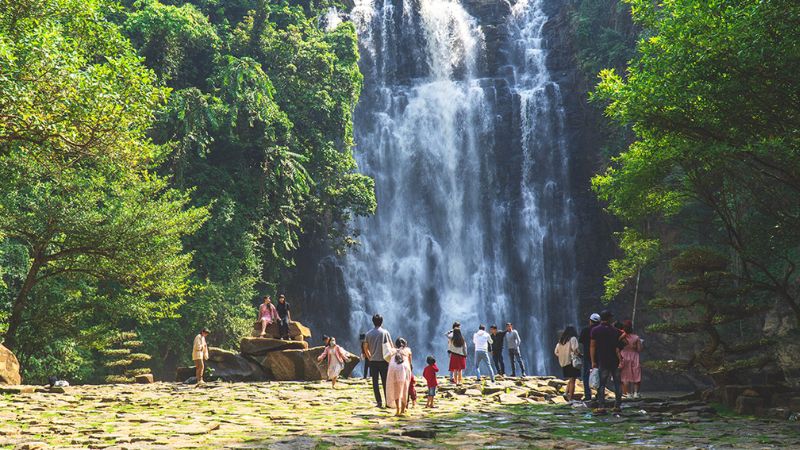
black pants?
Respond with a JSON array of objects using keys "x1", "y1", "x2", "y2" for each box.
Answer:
[
  {"x1": 370, "y1": 360, "x2": 389, "y2": 406},
  {"x1": 492, "y1": 350, "x2": 505, "y2": 375},
  {"x1": 362, "y1": 359, "x2": 370, "y2": 379},
  {"x1": 278, "y1": 317, "x2": 289, "y2": 338}
]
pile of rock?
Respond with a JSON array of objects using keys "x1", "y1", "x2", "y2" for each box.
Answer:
[{"x1": 176, "y1": 321, "x2": 360, "y2": 382}]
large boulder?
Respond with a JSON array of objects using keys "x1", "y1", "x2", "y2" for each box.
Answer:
[
  {"x1": 206, "y1": 347, "x2": 266, "y2": 382},
  {"x1": 250, "y1": 320, "x2": 312, "y2": 341},
  {"x1": 240, "y1": 337, "x2": 308, "y2": 357},
  {"x1": 259, "y1": 347, "x2": 326, "y2": 381},
  {"x1": 259, "y1": 346, "x2": 360, "y2": 381},
  {"x1": 0, "y1": 344, "x2": 21, "y2": 385}
]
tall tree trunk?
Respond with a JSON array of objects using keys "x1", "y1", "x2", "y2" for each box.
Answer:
[{"x1": 3, "y1": 251, "x2": 45, "y2": 350}]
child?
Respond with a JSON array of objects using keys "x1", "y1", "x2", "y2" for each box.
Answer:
[
  {"x1": 423, "y1": 355, "x2": 439, "y2": 408},
  {"x1": 409, "y1": 374, "x2": 417, "y2": 408},
  {"x1": 317, "y1": 337, "x2": 346, "y2": 388}
]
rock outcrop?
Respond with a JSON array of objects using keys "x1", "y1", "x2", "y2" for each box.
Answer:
[
  {"x1": 259, "y1": 346, "x2": 360, "y2": 381},
  {"x1": 0, "y1": 344, "x2": 21, "y2": 385},
  {"x1": 206, "y1": 348, "x2": 267, "y2": 382},
  {"x1": 240, "y1": 337, "x2": 308, "y2": 355},
  {"x1": 176, "y1": 322, "x2": 359, "y2": 382}
]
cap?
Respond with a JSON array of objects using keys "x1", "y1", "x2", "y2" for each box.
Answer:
[{"x1": 589, "y1": 313, "x2": 601, "y2": 323}]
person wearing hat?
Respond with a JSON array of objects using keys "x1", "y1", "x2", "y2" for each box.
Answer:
[
  {"x1": 578, "y1": 313, "x2": 601, "y2": 402},
  {"x1": 590, "y1": 310, "x2": 624, "y2": 411},
  {"x1": 193, "y1": 328, "x2": 211, "y2": 385}
]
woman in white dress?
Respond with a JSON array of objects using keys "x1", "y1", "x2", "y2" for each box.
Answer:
[
  {"x1": 317, "y1": 337, "x2": 346, "y2": 388},
  {"x1": 386, "y1": 338, "x2": 412, "y2": 416}
]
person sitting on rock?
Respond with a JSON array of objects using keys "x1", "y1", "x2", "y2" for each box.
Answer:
[
  {"x1": 317, "y1": 337, "x2": 346, "y2": 388},
  {"x1": 276, "y1": 294, "x2": 292, "y2": 340},
  {"x1": 258, "y1": 296, "x2": 279, "y2": 337}
]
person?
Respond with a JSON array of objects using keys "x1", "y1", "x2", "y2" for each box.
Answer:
[
  {"x1": 359, "y1": 333, "x2": 369, "y2": 379},
  {"x1": 578, "y1": 313, "x2": 601, "y2": 402},
  {"x1": 258, "y1": 296, "x2": 279, "y2": 337},
  {"x1": 364, "y1": 314, "x2": 393, "y2": 408},
  {"x1": 620, "y1": 320, "x2": 643, "y2": 399},
  {"x1": 276, "y1": 294, "x2": 291, "y2": 340},
  {"x1": 192, "y1": 328, "x2": 210, "y2": 385},
  {"x1": 591, "y1": 310, "x2": 624, "y2": 411},
  {"x1": 386, "y1": 338, "x2": 412, "y2": 416},
  {"x1": 445, "y1": 322, "x2": 461, "y2": 382},
  {"x1": 408, "y1": 373, "x2": 418, "y2": 408},
  {"x1": 317, "y1": 337, "x2": 347, "y2": 388},
  {"x1": 473, "y1": 324, "x2": 495, "y2": 382},
  {"x1": 448, "y1": 327, "x2": 467, "y2": 385},
  {"x1": 505, "y1": 323, "x2": 526, "y2": 377},
  {"x1": 489, "y1": 325, "x2": 506, "y2": 376},
  {"x1": 554, "y1": 326, "x2": 580, "y2": 401},
  {"x1": 423, "y1": 355, "x2": 439, "y2": 408}
]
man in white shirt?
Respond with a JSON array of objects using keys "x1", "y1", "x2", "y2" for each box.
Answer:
[
  {"x1": 193, "y1": 328, "x2": 210, "y2": 385},
  {"x1": 472, "y1": 324, "x2": 495, "y2": 382}
]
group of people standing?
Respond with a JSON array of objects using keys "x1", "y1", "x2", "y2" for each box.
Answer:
[
  {"x1": 554, "y1": 310, "x2": 643, "y2": 410},
  {"x1": 360, "y1": 314, "x2": 439, "y2": 416},
  {"x1": 445, "y1": 322, "x2": 527, "y2": 384}
]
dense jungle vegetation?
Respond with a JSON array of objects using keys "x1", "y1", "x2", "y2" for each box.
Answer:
[{"x1": 0, "y1": 0, "x2": 374, "y2": 382}]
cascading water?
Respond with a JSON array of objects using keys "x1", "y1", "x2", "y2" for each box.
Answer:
[{"x1": 341, "y1": 0, "x2": 577, "y2": 373}]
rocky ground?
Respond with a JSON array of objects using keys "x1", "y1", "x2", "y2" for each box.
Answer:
[{"x1": 1, "y1": 376, "x2": 798, "y2": 449}]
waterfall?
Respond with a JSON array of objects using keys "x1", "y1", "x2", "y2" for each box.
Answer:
[{"x1": 341, "y1": 0, "x2": 577, "y2": 373}]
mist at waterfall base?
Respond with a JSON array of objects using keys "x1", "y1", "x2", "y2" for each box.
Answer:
[{"x1": 317, "y1": 0, "x2": 579, "y2": 376}]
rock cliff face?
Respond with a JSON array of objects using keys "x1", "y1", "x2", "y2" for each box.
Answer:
[{"x1": 289, "y1": 0, "x2": 613, "y2": 374}]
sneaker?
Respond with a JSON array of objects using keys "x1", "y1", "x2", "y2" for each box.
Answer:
[{"x1": 633, "y1": 392, "x2": 640, "y2": 399}]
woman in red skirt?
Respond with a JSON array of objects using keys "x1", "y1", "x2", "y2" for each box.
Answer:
[{"x1": 448, "y1": 328, "x2": 468, "y2": 385}]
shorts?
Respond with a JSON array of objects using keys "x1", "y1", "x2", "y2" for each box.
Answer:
[{"x1": 427, "y1": 387, "x2": 437, "y2": 397}]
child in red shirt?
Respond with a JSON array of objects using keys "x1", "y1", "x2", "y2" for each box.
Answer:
[{"x1": 423, "y1": 355, "x2": 439, "y2": 408}]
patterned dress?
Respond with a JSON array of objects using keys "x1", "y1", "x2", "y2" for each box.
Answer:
[{"x1": 620, "y1": 334, "x2": 642, "y2": 383}]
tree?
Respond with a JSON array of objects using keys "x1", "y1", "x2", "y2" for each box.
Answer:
[
  {"x1": 0, "y1": 0, "x2": 207, "y2": 353},
  {"x1": 592, "y1": 0, "x2": 800, "y2": 321},
  {"x1": 647, "y1": 247, "x2": 771, "y2": 384}
]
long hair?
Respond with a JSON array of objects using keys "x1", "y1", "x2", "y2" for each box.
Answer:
[
  {"x1": 451, "y1": 328, "x2": 465, "y2": 347},
  {"x1": 559, "y1": 326, "x2": 578, "y2": 345}
]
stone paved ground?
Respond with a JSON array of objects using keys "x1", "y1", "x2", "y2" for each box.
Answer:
[{"x1": 1, "y1": 377, "x2": 798, "y2": 449}]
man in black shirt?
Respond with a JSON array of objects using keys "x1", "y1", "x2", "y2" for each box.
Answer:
[
  {"x1": 489, "y1": 325, "x2": 506, "y2": 376},
  {"x1": 578, "y1": 313, "x2": 600, "y2": 401},
  {"x1": 591, "y1": 310, "x2": 624, "y2": 411},
  {"x1": 276, "y1": 294, "x2": 291, "y2": 340}
]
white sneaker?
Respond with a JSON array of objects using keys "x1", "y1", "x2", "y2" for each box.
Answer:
[{"x1": 633, "y1": 392, "x2": 641, "y2": 399}]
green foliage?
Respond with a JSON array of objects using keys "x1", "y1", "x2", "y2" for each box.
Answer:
[
  {"x1": 1, "y1": 0, "x2": 374, "y2": 381},
  {"x1": 0, "y1": 0, "x2": 207, "y2": 381},
  {"x1": 593, "y1": 0, "x2": 800, "y2": 324},
  {"x1": 602, "y1": 228, "x2": 659, "y2": 302},
  {"x1": 121, "y1": 0, "x2": 374, "y2": 372}
]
